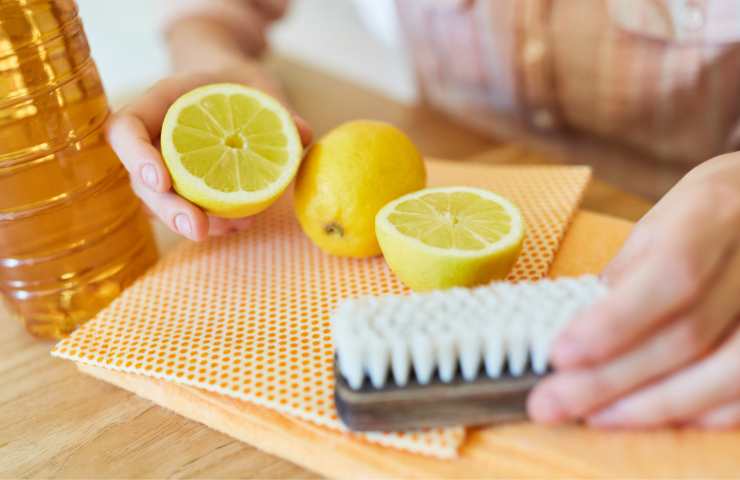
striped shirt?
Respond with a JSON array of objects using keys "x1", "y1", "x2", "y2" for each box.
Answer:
[{"x1": 162, "y1": 0, "x2": 740, "y2": 164}]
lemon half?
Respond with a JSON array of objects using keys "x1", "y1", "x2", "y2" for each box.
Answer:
[
  {"x1": 161, "y1": 83, "x2": 302, "y2": 218},
  {"x1": 375, "y1": 186, "x2": 525, "y2": 291}
]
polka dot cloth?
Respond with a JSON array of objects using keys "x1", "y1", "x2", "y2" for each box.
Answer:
[{"x1": 52, "y1": 162, "x2": 591, "y2": 459}]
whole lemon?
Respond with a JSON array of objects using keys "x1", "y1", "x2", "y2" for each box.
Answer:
[{"x1": 294, "y1": 120, "x2": 427, "y2": 257}]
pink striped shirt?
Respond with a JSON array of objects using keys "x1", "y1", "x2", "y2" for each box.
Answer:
[{"x1": 162, "y1": 0, "x2": 740, "y2": 164}]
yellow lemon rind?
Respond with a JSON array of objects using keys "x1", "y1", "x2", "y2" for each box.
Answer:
[{"x1": 375, "y1": 186, "x2": 525, "y2": 291}]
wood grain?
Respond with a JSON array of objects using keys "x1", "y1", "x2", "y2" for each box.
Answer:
[
  {"x1": 0, "y1": 222, "x2": 316, "y2": 480},
  {"x1": 0, "y1": 57, "x2": 658, "y2": 479}
]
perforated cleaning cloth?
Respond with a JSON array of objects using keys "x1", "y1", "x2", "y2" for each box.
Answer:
[{"x1": 53, "y1": 161, "x2": 591, "y2": 458}]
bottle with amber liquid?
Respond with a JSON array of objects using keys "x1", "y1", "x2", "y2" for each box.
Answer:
[{"x1": 0, "y1": 0, "x2": 158, "y2": 339}]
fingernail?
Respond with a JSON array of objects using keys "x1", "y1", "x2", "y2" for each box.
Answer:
[
  {"x1": 528, "y1": 390, "x2": 565, "y2": 424},
  {"x1": 142, "y1": 164, "x2": 159, "y2": 189},
  {"x1": 174, "y1": 214, "x2": 193, "y2": 238}
]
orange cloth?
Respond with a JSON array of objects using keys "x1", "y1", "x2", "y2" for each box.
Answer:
[
  {"x1": 52, "y1": 160, "x2": 590, "y2": 458},
  {"x1": 72, "y1": 211, "x2": 671, "y2": 480}
]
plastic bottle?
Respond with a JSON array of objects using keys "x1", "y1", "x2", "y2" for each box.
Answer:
[{"x1": 0, "y1": 0, "x2": 158, "y2": 339}]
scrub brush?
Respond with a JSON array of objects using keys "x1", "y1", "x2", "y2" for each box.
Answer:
[{"x1": 331, "y1": 275, "x2": 607, "y2": 431}]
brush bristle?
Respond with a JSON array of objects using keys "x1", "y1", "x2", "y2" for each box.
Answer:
[{"x1": 331, "y1": 276, "x2": 607, "y2": 390}]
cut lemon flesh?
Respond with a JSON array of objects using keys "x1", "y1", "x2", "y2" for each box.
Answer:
[
  {"x1": 161, "y1": 83, "x2": 302, "y2": 218},
  {"x1": 376, "y1": 186, "x2": 525, "y2": 291}
]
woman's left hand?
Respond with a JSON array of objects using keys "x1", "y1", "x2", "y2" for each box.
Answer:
[{"x1": 528, "y1": 153, "x2": 740, "y2": 429}]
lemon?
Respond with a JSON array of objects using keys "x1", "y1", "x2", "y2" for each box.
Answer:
[
  {"x1": 294, "y1": 120, "x2": 426, "y2": 258},
  {"x1": 161, "y1": 83, "x2": 303, "y2": 218},
  {"x1": 375, "y1": 186, "x2": 525, "y2": 291}
]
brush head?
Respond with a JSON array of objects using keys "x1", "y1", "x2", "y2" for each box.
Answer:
[{"x1": 331, "y1": 276, "x2": 607, "y2": 431}]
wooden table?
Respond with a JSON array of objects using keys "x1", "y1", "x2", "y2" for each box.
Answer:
[{"x1": 0, "y1": 57, "x2": 657, "y2": 479}]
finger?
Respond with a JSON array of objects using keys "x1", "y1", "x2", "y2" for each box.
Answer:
[
  {"x1": 531, "y1": 251, "x2": 740, "y2": 423},
  {"x1": 529, "y1": 322, "x2": 717, "y2": 425},
  {"x1": 690, "y1": 400, "x2": 740, "y2": 430},
  {"x1": 552, "y1": 191, "x2": 739, "y2": 368},
  {"x1": 106, "y1": 74, "x2": 221, "y2": 192},
  {"x1": 601, "y1": 219, "x2": 652, "y2": 284},
  {"x1": 600, "y1": 185, "x2": 692, "y2": 284},
  {"x1": 132, "y1": 183, "x2": 209, "y2": 241},
  {"x1": 292, "y1": 114, "x2": 313, "y2": 146},
  {"x1": 586, "y1": 326, "x2": 740, "y2": 428},
  {"x1": 207, "y1": 216, "x2": 255, "y2": 237},
  {"x1": 529, "y1": 278, "x2": 740, "y2": 424},
  {"x1": 107, "y1": 113, "x2": 172, "y2": 193},
  {"x1": 208, "y1": 216, "x2": 234, "y2": 237},
  {"x1": 229, "y1": 216, "x2": 256, "y2": 232}
]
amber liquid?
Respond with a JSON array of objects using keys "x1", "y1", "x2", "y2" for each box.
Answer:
[{"x1": 0, "y1": 0, "x2": 158, "y2": 339}]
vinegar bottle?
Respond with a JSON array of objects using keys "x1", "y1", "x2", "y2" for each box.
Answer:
[{"x1": 0, "y1": 0, "x2": 158, "y2": 339}]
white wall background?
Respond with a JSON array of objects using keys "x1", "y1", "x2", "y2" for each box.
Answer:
[{"x1": 76, "y1": 0, "x2": 416, "y2": 107}]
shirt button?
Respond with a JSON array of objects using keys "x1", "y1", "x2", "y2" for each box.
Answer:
[{"x1": 531, "y1": 109, "x2": 555, "y2": 130}]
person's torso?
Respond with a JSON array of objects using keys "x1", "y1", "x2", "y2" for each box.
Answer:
[{"x1": 395, "y1": 0, "x2": 740, "y2": 164}]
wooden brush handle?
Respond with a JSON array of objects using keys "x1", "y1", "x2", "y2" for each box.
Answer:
[{"x1": 335, "y1": 363, "x2": 543, "y2": 432}]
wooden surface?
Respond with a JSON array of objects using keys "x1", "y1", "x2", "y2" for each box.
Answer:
[
  {"x1": 75, "y1": 211, "x2": 740, "y2": 479},
  {"x1": 0, "y1": 57, "x2": 660, "y2": 479}
]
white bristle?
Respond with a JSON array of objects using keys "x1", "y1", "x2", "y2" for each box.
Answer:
[
  {"x1": 411, "y1": 335, "x2": 435, "y2": 384},
  {"x1": 506, "y1": 321, "x2": 528, "y2": 376},
  {"x1": 337, "y1": 336, "x2": 364, "y2": 389},
  {"x1": 331, "y1": 275, "x2": 607, "y2": 390},
  {"x1": 483, "y1": 324, "x2": 505, "y2": 378},
  {"x1": 459, "y1": 331, "x2": 482, "y2": 381},
  {"x1": 390, "y1": 338, "x2": 411, "y2": 386},
  {"x1": 531, "y1": 338, "x2": 550, "y2": 374},
  {"x1": 366, "y1": 335, "x2": 390, "y2": 388},
  {"x1": 436, "y1": 335, "x2": 457, "y2": 383}
]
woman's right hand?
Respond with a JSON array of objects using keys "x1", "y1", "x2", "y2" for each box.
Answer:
[{"x1": 106, "y1": 64, "x2": 312, "y2": 241}]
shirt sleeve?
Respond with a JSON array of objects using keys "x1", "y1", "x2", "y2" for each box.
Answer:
[{"x1": 157, "y1": 0, "x2": 279, "y2": 56}]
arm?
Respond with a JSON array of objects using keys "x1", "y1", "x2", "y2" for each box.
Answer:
[{"x1": 106, "y1": 1, "x2": 311, "y2": 241}]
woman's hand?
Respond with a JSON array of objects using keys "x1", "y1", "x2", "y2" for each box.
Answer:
[
  {"x1": 528, "y1": 153, "x2": 740, "y2": 429},
  {"x1": 106, "y1": 64, "x2": 312, "y2": 241}
]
